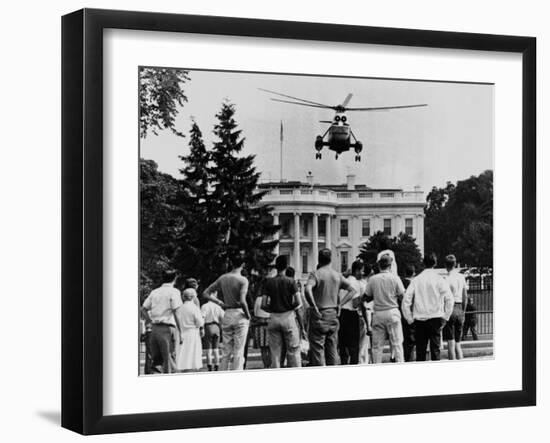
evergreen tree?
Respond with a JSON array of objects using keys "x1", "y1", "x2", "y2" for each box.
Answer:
[
  {"x1": 208, "y1": 101, "x2": 279, "y2": 278},
  {"x1": 172, "y1": 121, "x2": 215, "y2": 283}
]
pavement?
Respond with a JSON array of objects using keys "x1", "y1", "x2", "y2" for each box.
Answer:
[{"x1": 139, "y1": 337, "x2": 493, "y2": 373}]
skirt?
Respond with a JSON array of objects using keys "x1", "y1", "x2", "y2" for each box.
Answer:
[
  {"x1": 252, "y1": 319, "x2": 269, "y2": 348},
  {"x1": 176, "y1": 328, "x2": 203, "y2": 370}
]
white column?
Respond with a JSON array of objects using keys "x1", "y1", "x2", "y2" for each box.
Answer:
[
  {"x1": 312, "y1": 213, "x2": 319, "y2": 268},
  {"x1": 273, "y1": 212, "x2": 280, "y2": 256},
  {"x1": 351, "y1": 215, "x2": 359, "y2": 260},
  {"x1": 294, "y1": 212, "x2": 301, "y2": 272},
  {"x1": 325, "y1": 214, "x2": 331, "y2": 250},
  {"x1": 416, "y1": 214, "x2": 425, "y2": 255}
]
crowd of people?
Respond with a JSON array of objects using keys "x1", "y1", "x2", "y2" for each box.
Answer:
[{"x1": 140, "y1": 249, "x2": 478, "y2": 374}]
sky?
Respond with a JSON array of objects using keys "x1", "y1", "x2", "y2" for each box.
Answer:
[{"x1": 140, "y1": 69, "x2": 494, "y2": 192}]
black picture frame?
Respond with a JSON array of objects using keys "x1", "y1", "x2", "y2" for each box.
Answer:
[{"x1": 61, "y1": 8, "x2": 536, "y2": 435}]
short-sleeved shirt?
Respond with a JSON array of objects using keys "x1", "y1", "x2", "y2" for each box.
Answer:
[
  {"x1": 206, "y1": 272, "x2": 249, "y2": 308},
  {"x1": 142, "y1": 283, "x2": 183, "y2": 326},
  {"x1": 444, "y1": 270, "x2": 468, "y2": 303},
  {"x1": 201, "y1": 301, "x2": 225, "y2": 324},
  {"x1": 263, "y1": 275, "x2": 300, "y2": 313},
  {"x1": 365, "y1": 270, "x2": 405, "y2": 311},
  {"x1": 306, "y1": 265, "x2": 351, "y2": 309}
]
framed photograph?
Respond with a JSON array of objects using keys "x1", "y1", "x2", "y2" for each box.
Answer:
[{"x1": 62, "y1": 8, "x2": 536, "y2": 435}]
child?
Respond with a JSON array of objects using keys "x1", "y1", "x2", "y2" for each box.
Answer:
[
  {"x1": 200, "y1": 294, "x2": 225, "y2": 371},
  {"x1": 175, "y1": 288, "x2": 204, "y2": 372}
]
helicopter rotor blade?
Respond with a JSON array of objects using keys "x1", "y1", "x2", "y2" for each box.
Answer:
[
  {"x1": 270, "y1": 98, "x2": 333, "y2": 109},
  {"x1": 319, "y1": 120, "x2": 333, "y2": 123},
  {"x1": 346, "y1": 104, "x2": 428, "y2": 111},
  {"x1": 341, "y1": 93, "x2": 353, "y2": 107},
  {"x1": 259, "y1": 88, "x2": 333, "y2": 108}
]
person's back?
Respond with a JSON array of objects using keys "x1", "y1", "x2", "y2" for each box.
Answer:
[
  {"x1": 310, "y1": 265, "x2": 345, "y2": 308},
  {"x1": 366, "y1": 271, "x2": 404, "y2": 312},
  {"x1": 215, "y1": 272, "x2": 249, "y2": 308},
  {"x1": 264, "y1": 274, "x2": 299, "y2": 313},
  {"x1": 201, "y1": 301, "x2": 224, "y2": 324},
  {"x1": 305, "y1": 248, "x2": 354, "y2": 366},
  {"x1": 406, "y1": 268, "x2": 450, "y2": 320}
]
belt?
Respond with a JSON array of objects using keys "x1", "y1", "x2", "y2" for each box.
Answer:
[
  {"x1": 204, "y1": 321, "x2": 220, "y2": 326},
  {"x1": 225, "y1": 306, "x2": 242, "y2": 310},
  {"x1": 319, "y1": 307, "x2": 338, "y2": 311},
  {"x1": 152, "y1": 322, "x2": 175, "y2": 328}
]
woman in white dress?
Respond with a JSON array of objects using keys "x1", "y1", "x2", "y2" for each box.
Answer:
[{"x1": 176, "y1": 288, "x2": 204, "y2": 372}]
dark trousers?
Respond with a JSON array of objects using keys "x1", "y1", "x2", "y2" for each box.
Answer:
[
  {"x1": 338, "y1": 310, "x2": 360, "y2": 365},
  {"x1": 150, "y1": 324, "x2": 176, "y2": 373},
  {"x1": 414, "y1": 318, "x2": 445, "y2": 361},
  {"x1": 308, "y1": 308, "x2": 339, "y2": 366},
  {"x1": 402, "y1": 319, "x2": 416, "y2": 362},
  {"x1": 463, "y1": 321, "x2": 479, "y2": 340}
]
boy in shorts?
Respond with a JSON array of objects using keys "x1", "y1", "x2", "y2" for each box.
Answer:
[{"x1": 201, "y1": 297, "x2": 225, "y2": 371}]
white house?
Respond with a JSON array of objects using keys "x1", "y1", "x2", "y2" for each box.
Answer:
[{"x1": 259, "y1": 173, "x2": 426, "y2": 279}]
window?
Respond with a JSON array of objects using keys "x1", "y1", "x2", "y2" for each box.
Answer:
[
  {"x1": 318, "y1": 217, "x2": 326, "y2": 237},
  {"x1": 280, "y1": 189, "x2": 293, "y2": 195},
  {"x1": 340, "y1": 219, "x2": 349, "y2": 237},
  {"x1": 281, "y1": 220, "x2": 290, "y2": 236},
  {"x1": 380, "y1": 192, "x2": 395, "y2": 198},
  {"x1": 301, "y1": 218, "x2": 308, "y2": 237},
  {"x1": 337, "y1": 192, "x2": 352, "y2": 198},
  {"x1": 359, "y1": 192, "x2": 373, "y2": 198},
  {"x1": 405, "y1": 218, "x2": 413, "y2": 235},
  {"x1": 362, "y1": 218, "x2": 371, "y2": 237},
  {"x1": 340, "y1": 251, "x2": 349, "y2": 273},
  {"x1": 302, "y1": 253, "x2": 308, "y2": 274},
  {"x1": 383, "y1": 218, "x2": 392, "y2": 236}
]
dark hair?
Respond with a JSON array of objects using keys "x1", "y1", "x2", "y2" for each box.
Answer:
[
  {"x1": 363, "y1": 263, "x2": 373, "y2": 277},
  {"x1": 444, "y1": 254, "x2": 457, "y2": 269},
  {"x1": 318, "y1": 248, "x2": 332, "y2": 266},
  {"x1": 351, "y1": 260, "x2": 364, "y2": 274},
  {"x1": 424, "y1": 252, "x2": 437, "y2": 268},
  {"x1": 184, "y1": 277, "x2": 198, "y2": 289},
  {"x1": 405, "y1": 264, "x2": 415, "y2": 278},
  {"x1": 378, "y1": 254, "x2": 392, "y2": 270},
  {"x1": 285, "y1": 266, "x2": 296, "y2": 278},
  {"x1": 275, "y1": 255, "x2": 288, "y2": 272},
  {"x1": 230, "y1": 252, "x2": 245, "y2": 269},
  {"x1": 161, "y1": 270, "x2": 178, "y2": 284}
]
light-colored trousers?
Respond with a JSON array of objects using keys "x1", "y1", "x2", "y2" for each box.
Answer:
[
  {"x1": 372, "y1": 308, "x2": 404, "y2": 363},
  {"x1": 220, "y1": 309, "x2": 250, "y2": 371},
  {"x1": 267, "y1": 311, "x2": 301, "y2": 368}
]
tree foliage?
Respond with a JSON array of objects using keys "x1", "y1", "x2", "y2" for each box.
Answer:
[
  {"x1": 140, "y1": 158, "x2": 186, "y2": 298},
  {"x1": 140, "y1": 102, "x2": 280, "y2": 290},
  {"x1": 139, "y1": 67, "x2": 190, "y2": 138},
  {"x1": 207, "y1": 102, "x2": 279, "y2": 280},
  {"x1": 424, "y1": 170, "x2": 493, "y2": 268},
  {"x1": 357, "y1": 231, "x2": 423, "y2": 276}
]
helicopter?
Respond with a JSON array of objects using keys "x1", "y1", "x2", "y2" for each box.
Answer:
[{"x1": 260, "y1": 88, "x2": 427, "y2": 161}]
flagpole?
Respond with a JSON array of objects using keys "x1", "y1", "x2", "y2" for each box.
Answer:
[{"x1": 280, "y1": 120, "x2": 283, "y2": 181}]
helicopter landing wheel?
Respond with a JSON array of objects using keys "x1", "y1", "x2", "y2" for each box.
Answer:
[
  {"x1": 355, "y1": 155, "x2": 361, "y2": 162},
  {"x1": 335, "y1": 153, "x2": 339, "y2": 159},
  {"x1": 315, "y1": 153, "x2": 322, "y2": 159}
]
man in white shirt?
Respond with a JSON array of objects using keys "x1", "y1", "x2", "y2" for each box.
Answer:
[
  {"x1": 141, "y1": 270, "x2": 184, "y2": 373},
  {"x1": 338, "y1": 260, "x2": 365, "y2": 365},
  {"x1": 402, "y1": 253, "x2": 454, "y2": 361},
  {"x1": 442, "y1": 254, "x2": 468, "y2": 360}
]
